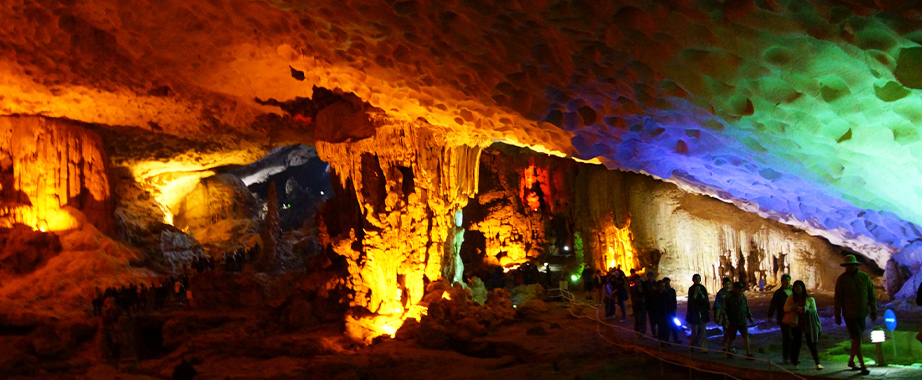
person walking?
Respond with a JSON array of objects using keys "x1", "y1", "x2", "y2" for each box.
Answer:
[
  {"x1": 767, "y1": 274, "x2": 793, "y2": 364},
  {"x1": 686, "y1": 273, "x2": 710, "y2": 351},
  {"x1": 612, "y1": 268, "x2": 628, "y2": 321},
  {"x1": 714, "y1": 277, "x2": 732, "y2": 353},
  {"x1": 660, "y1": 277, "x2": 681, "y2": 344},
  {"x1": 721, "y1": 282, "x2": 754, "y2": 359},
  {"x1": 785, "y1": 280, "x2": 822, "y2": 370},
  {"x1": 645, "y1": 271, "x2": 659, "y2": 336},
  {"x1": 648, "y1": 280, "x2": 664, "y2": 340},
  {"x1": 834, "y1": 254, "x2": 877, "y2": 375}
]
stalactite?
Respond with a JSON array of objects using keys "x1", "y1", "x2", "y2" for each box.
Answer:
[
  {"x1": 0, "y1": 116, "x2": 111, "y2": 232},
  {"x1": 316, "y1": 118, "x2": 490, "y2": 342}
]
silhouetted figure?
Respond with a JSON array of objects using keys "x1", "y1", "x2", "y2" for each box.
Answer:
[
  {"x1": 687, "y1": 273, "x2": 710, "y2": 350},
  {"x1": 660, "y1": 277, "x2": 681, "y2": 344},
  {"x1": 645, "y1": 271, "x2": 657, "y2": 336},
  {"x1": 648, "y1": 280, "x2": 664, "y2": 340},
  {"x1": 722, "y1": 282, "x2": 754, "y2": 359},
  {"x1": 715, "y1": 277, "x2": 732, "y2": 352},
  {"x1": 611, "y1": 268, "x2": 628, "y2": 321},
  {"x1": 834, "y1": 255, "x2": 876, "y2": 375},
  {"x1": 629, "y1": 269, "x2": 647, "y2": 334},
  {"x1": 768, "y1": 274, "x2": 793, "y2": 364}
]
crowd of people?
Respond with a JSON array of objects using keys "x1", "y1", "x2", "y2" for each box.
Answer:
[
  {"x1": 91, "y1": 244, "x2": 261, "y2": 367},
  {"x1": 578, "y1": 254, "x2": 880, "y2": 374},
  {"x1": 90, "y1": 248, "x2": 888, "y2": 375}
]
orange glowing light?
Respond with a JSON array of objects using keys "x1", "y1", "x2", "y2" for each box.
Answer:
[
  {"x1": 602, "y1": 216, "x2": 636, "y2": 271},
  {"x1": 519, "y1": 159, "x2": 550, "y2": 211}
]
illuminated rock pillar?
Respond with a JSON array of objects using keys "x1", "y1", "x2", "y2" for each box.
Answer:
[
  {"x1": 0, "y1": 116, "x2": 111, "y2": 232},
  {"x1": 316, "y1": 119, "x2": 489, "y2": 341}
]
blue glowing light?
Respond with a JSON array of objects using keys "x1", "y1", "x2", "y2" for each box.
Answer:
[
  {"x1": 884, "y1": 309, "x2": 896, "y2": 331},
  {"x1": 673, "y1": 317, "x2": 682, "y2": 327}
]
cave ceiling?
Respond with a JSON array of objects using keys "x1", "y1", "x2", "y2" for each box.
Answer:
[{"x1": 4, "y1": 0, "x2": 922, "y2": 264}]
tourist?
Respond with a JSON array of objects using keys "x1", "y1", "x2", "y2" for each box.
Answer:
[
  {"x1": 593, "y1": 270, "x2": 603, "y2": 304},
  {"x1": 612, "y1": 268, "x2": 628, "y2": 321},
  {"x1": 758, "y1": 274, "x2": 766, "y2": 293},
  {"x1": 767, "y1": 273, "x2": 793, "y2": 364},
  {"x1": 834, "y1": 254, "x2": 876, "y2": 375},
  {"x1": 648, "y1": 280, "x2": 664, "y2": 340},
  {"x1": 645, "y1": 271, "x2": 658, "y2": 336},
  {"x1": 785, "y1": 280, "x2": 822, "y2": 370},
  {"x1": 686, "y1": 273, "x2": 710, "y2": 351},
  {"x1": 629, "y1": 269, "x2": 647, "y2": 334},
  {"x1": 582, "y1": 266, "x2": 595, "y2": 301},
  {"x1": 660, "y1": 277, "x2": 681, "y2": 343},
  {"x1": 714, "y1": 277, "x2": 732, "y2": 352},
  {"x1": 604, "y1": 272, "x2": 617, "y2": 319},
  {"x1": 721, "y1": 282, "x2": 754, "y2": 359}
]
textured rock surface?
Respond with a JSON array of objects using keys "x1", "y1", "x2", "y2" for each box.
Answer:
[
  {"x1": 3, "y1": 1, "x2": 921, "y2": 269},
  {"x1": 316, "y1": 118, "x2": 490, "y2": 340},
  {"x1": 0, "y1": 116, "x2": 111, "y2": 232},
  {"x1": 0, "y1": 225, "x2": 62, "y2": 275}
]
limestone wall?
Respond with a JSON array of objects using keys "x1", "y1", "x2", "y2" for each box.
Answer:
[
  {"x1": 574, "y1": 165, "x2": 845, "y2": 293},
  {"x1": 0, "y1": 115, "x2": 111, "y2": 232}
]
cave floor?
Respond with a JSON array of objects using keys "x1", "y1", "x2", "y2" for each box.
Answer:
[{"x1": 13, "y1": 290, "x2": 922, "y2": 380}]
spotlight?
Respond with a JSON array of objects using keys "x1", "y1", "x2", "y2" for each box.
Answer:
[
  {"x1": 570, "y1": 274, "x2": 579, "y2": 282},
  {"x1": 673, "y1": 317, "x2": 682, "y2": 327},
  {"x1": 563, "y1": 245, "x2": 570, "y2": 251},
  {"x1": 320, "y1": 191, "x2": 324, "y2": 195}
]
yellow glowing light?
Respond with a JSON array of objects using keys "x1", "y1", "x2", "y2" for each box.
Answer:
[
  {"x1": 503, "y1": 264, "x2": 522, "y2": 273},
  {"x1": 602, "y1": 216, "x2": 636, "y2": 271},
  {"x1": 39, "y1": 226, "x2": 46, "y2": 232},
  {"x1": 142, "y1": 170, "x2": 215, "y2": 226},
  {"x1": 442, "y1": 292, "x2": 452, "y2": 300}
]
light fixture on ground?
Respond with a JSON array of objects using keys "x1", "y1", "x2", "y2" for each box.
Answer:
[{"x1": 871, "y1": 328, "x2": 886, "y2": 367}]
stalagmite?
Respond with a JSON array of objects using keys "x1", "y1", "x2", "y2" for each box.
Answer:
[{"x1": 316, "y1": 117, "x2": 490, "y2": 342}]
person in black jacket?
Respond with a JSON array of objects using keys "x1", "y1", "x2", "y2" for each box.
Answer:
[
  {"x1": 648, "y1": 280, "x2": 664, "y2": 340},
  {"x1": 767, "y1": 274, "x2": 793, "y2": 364},
  {"x1": 686, "y1": 273, "x2": 710, "y2": 350},
  {"x1": 629, "y1": 269, "x2": 647, "y2": 334},
  {"x1": 660, "y1": 277, "x2": 681, "y2": 344}
]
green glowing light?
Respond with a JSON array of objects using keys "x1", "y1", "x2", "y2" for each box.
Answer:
[{"x1": 571, "y1": 274, "x2": 579, "y2": 282}]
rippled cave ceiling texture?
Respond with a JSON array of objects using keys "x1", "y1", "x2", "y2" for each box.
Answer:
[{"x1": 5, "y1": 0, "x2": 922, "y2": 265}]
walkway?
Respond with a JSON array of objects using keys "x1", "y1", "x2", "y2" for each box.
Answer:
[{"x1": 555, "y1": 289, "x2": 921, "y2": 380}]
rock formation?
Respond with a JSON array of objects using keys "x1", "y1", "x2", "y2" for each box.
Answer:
[
  {"x1": 315, "y1": 117, "x2": 490, "y2": 341},
  {"x1": 0, "y1": 115, "x2": 111, "y2": 232}
]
